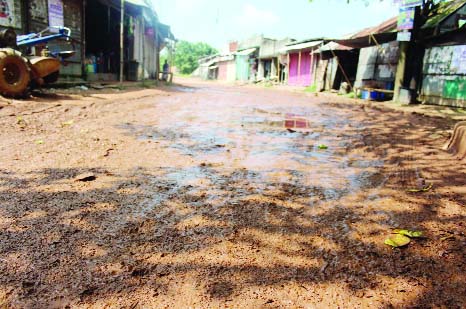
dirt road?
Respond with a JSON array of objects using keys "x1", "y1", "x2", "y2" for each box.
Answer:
[{"x1": 0, "y1": 80, "x2": 465, "y2": 308}]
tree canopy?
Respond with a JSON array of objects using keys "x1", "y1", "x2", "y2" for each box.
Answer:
[{"x1": 174, "y1": 41, "x2": 218, "y2": 75}]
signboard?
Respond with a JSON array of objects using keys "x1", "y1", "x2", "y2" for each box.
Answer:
[
  {"x1": 397, "y1": 0, "x2": 423, "y2": 8},
  {"x1": 48, "y1": 0, "x2": 64, "y2": 30},
  {"x1": 0, "y1": 0, "x2": 21, "y2": 28},
  {"x1": 398, "y1": 7, "x2": 415, "y2": 30},
  {"x1": 397, "y1": 31, "x2": 412, "y2": 42}
]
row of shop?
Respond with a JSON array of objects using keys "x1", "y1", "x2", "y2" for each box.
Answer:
[
  {"x1": 0, "y1": 0, "x2": 174, "y2": 82},
  {"x1": 200, "y1": 1, "x2": 465, "y2": 108}
]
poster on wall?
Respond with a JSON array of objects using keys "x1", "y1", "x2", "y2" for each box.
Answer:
[
  {"x1": 0, "y1": 0, "x2": 21, "y2": 28},
  {"x1": 30, "y1": 0, "x2": 48, "y2": 23},
  {"x1": 48, "y1": 0, "x2": 64, "y2": 31}
]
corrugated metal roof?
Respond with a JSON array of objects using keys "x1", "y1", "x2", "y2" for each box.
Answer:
[
  {"x1": 236, "y1": 48, "x2": 257, "y2": 56},
  {"x1": 282, "y1": 40, "x2": 323, "y2": 52},
  {"x1": 125, "y1": 0, "x2": 150, "y2": 8},
  {"x1": 315, "y1": 42, "x2": 353, "y2": 53},
  {"x1": 423, "y1": 0, "x2": 466, "y2": 29},
  {"x1": 350, "y1": 16, "x2": 398, "y2": 39}
]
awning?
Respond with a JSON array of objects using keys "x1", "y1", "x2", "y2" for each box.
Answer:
[
  {"x1": 236, "y1": 48, "x2": 257, "y2": 56},
  {"x1": 334, "y1": 32, "x2": 397, "y2": 49},
  {"x1": 282, "y1": 40, "x2": 323, "y2": 53},
  {"x1": 125, "y1": 0, "x2": 150, "y2": 8},
  {"x1": 314, "y1": 42, "x2": 353, "y2": 53},
  {"x1": 158, "y1": 22, "x2": 175, "y2": 41},
  {"x1": 209, "y1": 65, "x2": 219, "y2": 70}
]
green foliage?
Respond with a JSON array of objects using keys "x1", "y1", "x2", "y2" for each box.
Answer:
[{"x1": 174, "y1": 41, "x2": 218, "y2": 75}]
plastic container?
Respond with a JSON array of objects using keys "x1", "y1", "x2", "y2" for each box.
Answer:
[{"x1": 361, "y1": 90, "x2": 370, "y2": 100}]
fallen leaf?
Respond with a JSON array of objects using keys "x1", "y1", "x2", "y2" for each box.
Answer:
[
  {"x1": 318, "y1": 144, "x2": 328, "y2": 150},
  {"x1": 385, "y1": 234, "x2": 411, "y2": 248},
  {"x1": 35, "y1": 140, "x2": 44, "y2": 145},
  {"x1": 62, "y1": 120, "x2": 74, "y2": 126},
  {"x1": 393, "y1": 229, "x2": 423, "y2": 238}
]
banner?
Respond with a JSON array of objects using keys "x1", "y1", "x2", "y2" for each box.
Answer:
[
  {"x1": 0, "y1": 0, "x2": 21, "y2": 28},
  {"x1": 48, "y1": 0, "x2": 64, "y2": 30},
  {"x1": 398, "y1": 7, "x2": 415, "y2": 31}
]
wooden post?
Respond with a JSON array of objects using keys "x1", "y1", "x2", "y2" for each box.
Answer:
[
  {"x1": 394, "y1": 41, "x2": 409, "y2": 102},
  {"x1": 120, "y1": 0, "x2": 124, "y2": 84},
  {"x1": 155, "y1": 22, "x2": 160, "y2": 85},
  {"x1": 298, "y1": 50, "x2": 302, "y2": 82},
  {"x1": 277, "y1": 57, "x2": 281, "y2": 83},
  {"x1": 286, "y1": 53, "x2": 290, "y2": 84},
  {"x1": 142, "y1": 17, "x2": 145, "y2": 83},
  {"x1": 309, "y1": 51, "x2": 314, "y2": 86},
  {"x1": 82, "y1": 0, "x2": 87, "y2": 79}
]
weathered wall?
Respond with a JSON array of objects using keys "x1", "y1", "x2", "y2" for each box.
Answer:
[
  {"x1": 421, "y1": 45, "x2": 466, "y2": 108},
  {"x1": 236, "y1": 55, "x2": 250, "y2": 81},
  {"x1": 259, "y1": 38, "x2": 293, "y2": 59},
  {"x1": 226, "y1": 60, "x2": 236, "y2": 82},
  {"x1": 238, "y1": 35, "x2": 263, "y2": 51},
  {"x1": 132, "y1": 15, "x2": 158, "y2": 79},
  {"x1": 354, "y1": 41, "x2": 399, "y2": 89},
  {"x1": 218, "y1": 61, "x2": 228, "y2": 81}
]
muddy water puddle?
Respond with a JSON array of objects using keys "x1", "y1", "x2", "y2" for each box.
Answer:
[{"x1": 119, "y1": 103, "x2": 386, "y2": 212}]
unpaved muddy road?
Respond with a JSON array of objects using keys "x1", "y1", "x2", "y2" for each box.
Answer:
[{"x1": 0, "y1": 80, "x2": 465, "y2": 308}]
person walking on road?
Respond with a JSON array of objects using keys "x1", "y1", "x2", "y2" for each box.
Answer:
[{"x1": 162, "y1": 60, "x2": 170, "y2": 81}]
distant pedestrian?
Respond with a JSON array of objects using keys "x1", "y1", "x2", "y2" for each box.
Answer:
[{"x1": 162, "y1": 60, "x2": 169, "y2": 81}]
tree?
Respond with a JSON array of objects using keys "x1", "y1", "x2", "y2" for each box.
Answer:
[{"x1": 174, "y1": 41, "x2": 218, "y2": 75}]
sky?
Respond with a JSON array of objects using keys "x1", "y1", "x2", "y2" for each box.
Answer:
[{"x1": 151, "y1": 0, "x2": 399, "y2": 52}]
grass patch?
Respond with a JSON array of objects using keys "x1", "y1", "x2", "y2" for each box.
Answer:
[
  {"x1": 305, "y1": 85, "x2": 317, "y2": 93},
  {"x1": 343, "y1": 92, "x2": 356, "y2": 99}
]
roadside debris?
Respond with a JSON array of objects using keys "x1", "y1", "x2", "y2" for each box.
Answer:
[
  {"x1": 74, "y1": 173, "x2": 97, "y2": 182},
  {"x1": 407, "y1": 183, "x2": 433, "y2": 193},
  {"x1": 17, "y1": 116, "x2": 26, "y2": 128},
  {"x1": 103, "y1": 148, "x2": 114, "y2": 157},
  {"x1": 62, "y1": 120, "x2": 74, "y2": 127},
  {"x1": 318, "y1": 144, "x2": 328, "y2": 150}
]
